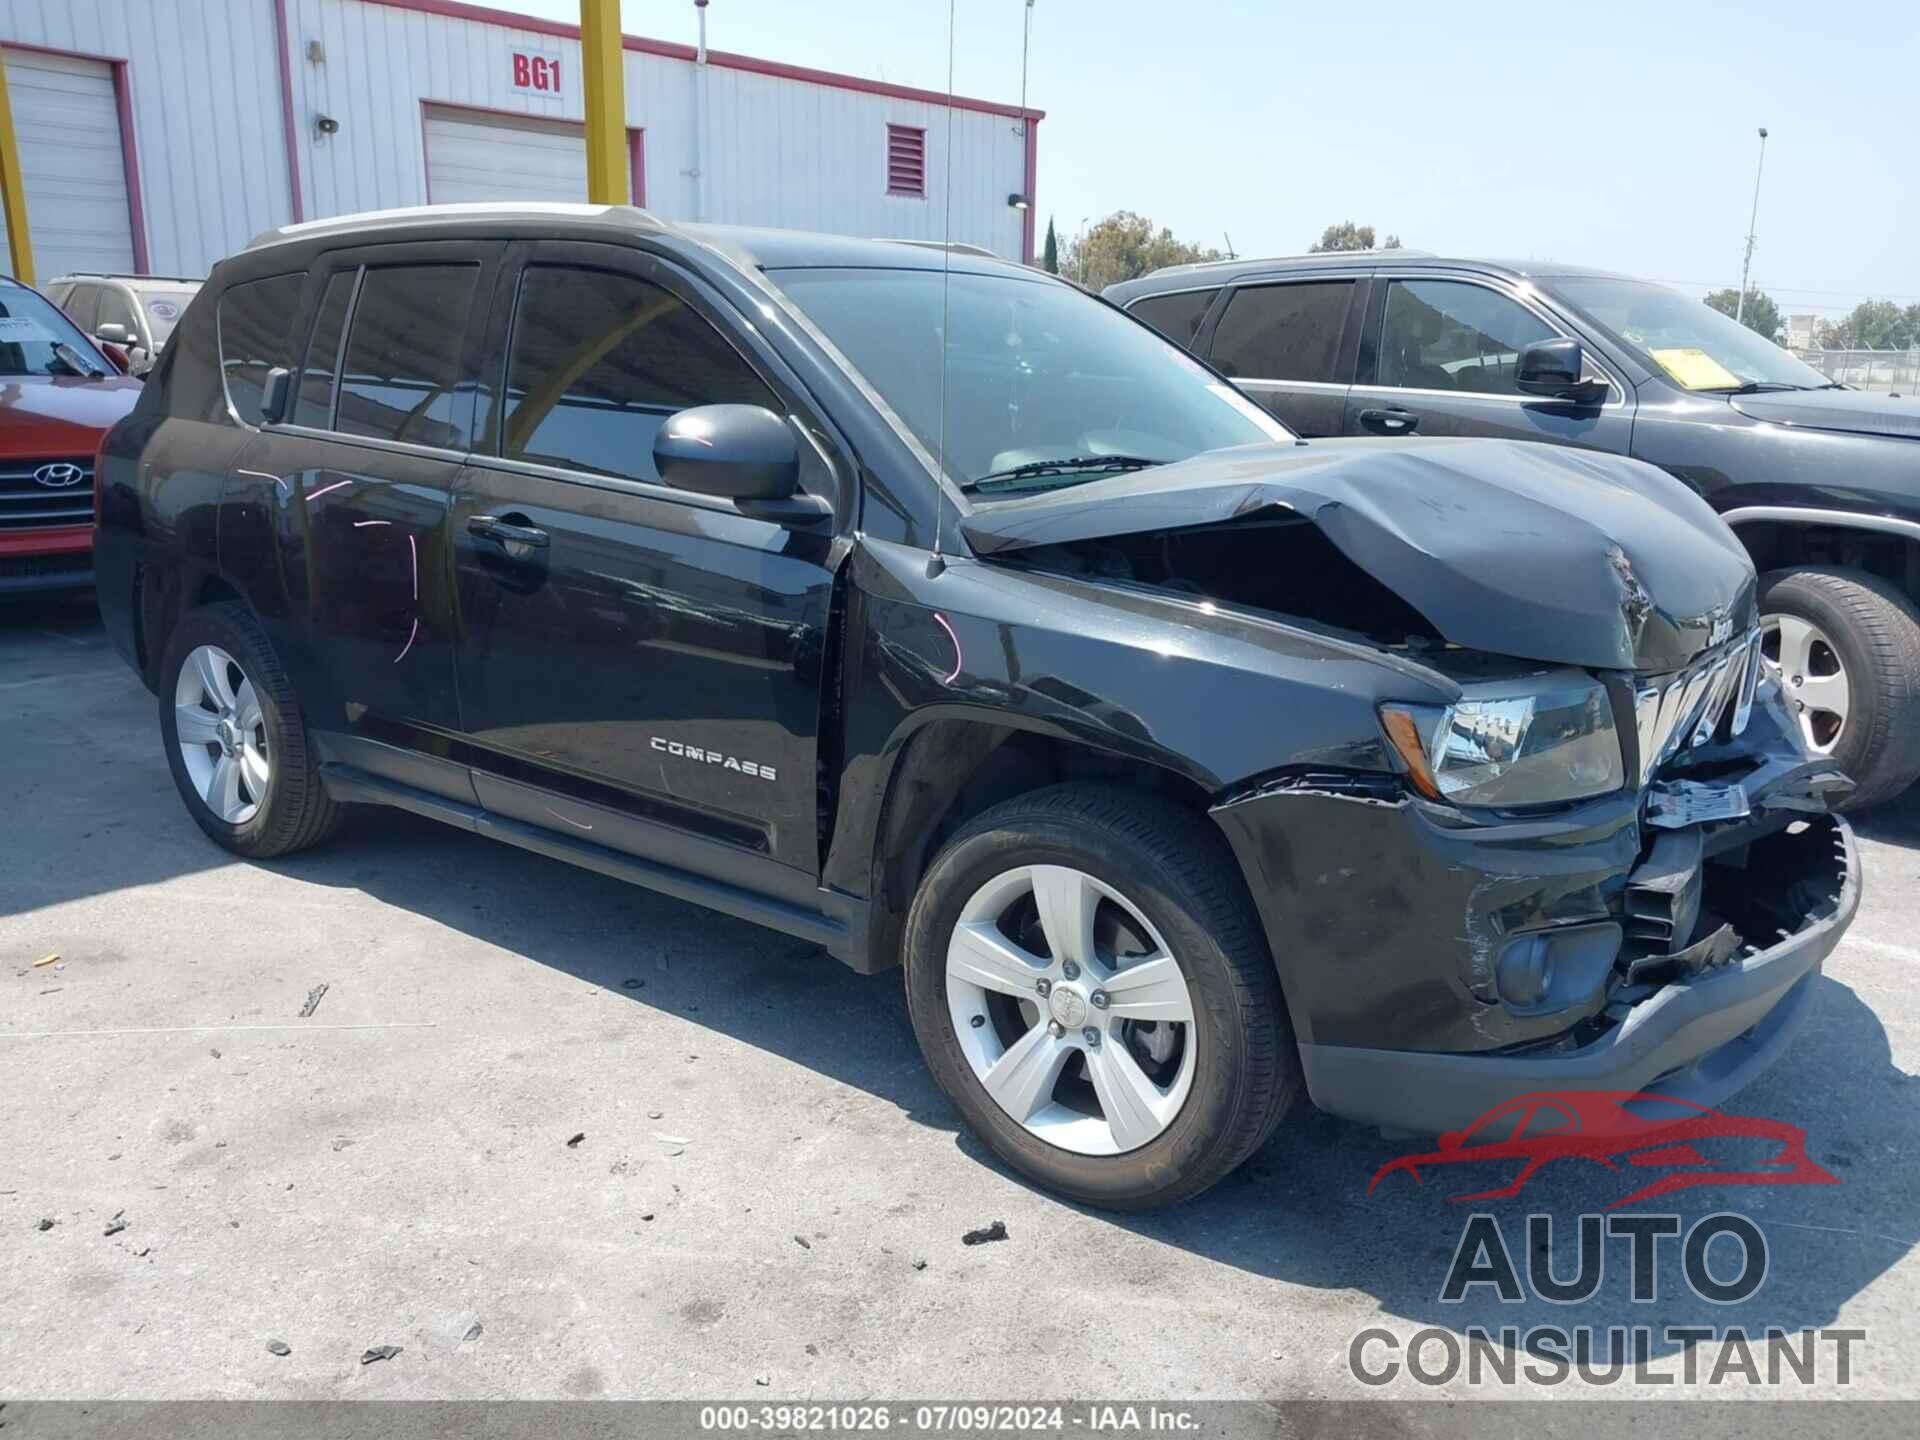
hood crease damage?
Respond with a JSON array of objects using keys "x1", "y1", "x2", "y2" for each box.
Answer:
[{"x1": 964, "y1": 437, "x2": 1758, "y2": 673}]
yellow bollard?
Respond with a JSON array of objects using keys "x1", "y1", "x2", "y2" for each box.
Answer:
[
  {"x1": 579, "y1": 0, "x2": 627, "y2": 206},
  {"x1": 0, "y1": 51, "x2": 35, "y2": 285}
]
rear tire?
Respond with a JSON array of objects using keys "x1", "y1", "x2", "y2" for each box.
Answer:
[
  {"x1": 1759, "y1": 567, "x2": 1920, "y2": 810},
  {"x1": 158, "y1": 602, "x2": 344, "y2": 858},
  {"x1": 903, "y1": 784, "x2": 1300, "y2": 1210}
]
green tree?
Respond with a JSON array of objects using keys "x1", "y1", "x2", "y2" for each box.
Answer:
[
  {"x1": 1042, "y1": 216, "x2": 1059, "y2": 274},
  {"x1": 1704, "y1": 287, "x2": 1783, "y2": 342},
  {"x1": 1063, "y1": 211, "x2": 1223, "y2": 292},
  {"x1": 1841, "y1": 299, "x2": 1913, "y2": 350},
  {"x1": 1308, "y1": 221, "x2": 1376, "y2": 253}
]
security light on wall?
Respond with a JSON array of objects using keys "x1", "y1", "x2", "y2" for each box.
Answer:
[
  {"x1": 315, "y1": 114, "x2": 340, "y2": 136},
  {"x1": 1007, "y1": 193, "x2": 1030, "y2": 211}
]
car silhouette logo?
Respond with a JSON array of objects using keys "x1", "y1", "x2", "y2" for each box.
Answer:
[
  {"x1": 1366, "y1": 1090, "x2": 1839, "y2": 1209},
  {"x1": 32, "y1": 463, "x2": 86, "y2": 489}
]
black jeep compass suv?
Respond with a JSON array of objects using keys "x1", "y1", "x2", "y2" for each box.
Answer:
[{"x1": 95, "y1": 206, "x2": 1858, "y2": 1207}]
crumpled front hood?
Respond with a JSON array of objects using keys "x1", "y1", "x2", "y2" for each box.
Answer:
[
  {"x1": 960, "y1": 438, "x2": 1757, "y2": 673},
  {"x1": 1729, "y1": 387, "x2": 1920, "y2": 441}
]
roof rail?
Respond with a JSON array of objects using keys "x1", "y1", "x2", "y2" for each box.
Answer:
[
  {"x1": 877, "y1": 238, "x2": 1001, "y2": 259},
  {"x1": 1150, "y1": 247, "x2": 1438, "y2": 279},
  {"x1": 48, "y1": 272, "x2": 204, "y2": 284}
]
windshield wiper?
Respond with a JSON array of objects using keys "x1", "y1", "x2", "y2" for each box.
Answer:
[
  {"x1": 961, "y1": 454, "x2": 1166, "y2": 493},
  {"x1": 1711, "y1": 381, "x2": 1807, "y2": 395}
]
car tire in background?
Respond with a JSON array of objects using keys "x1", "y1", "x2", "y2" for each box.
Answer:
[
  {"x1": 903, "y1": 783, "x2": 1299, "y2": 1210},
  {"x1": 1759, "y1": 566, "x2": 1920, "y2": 810},
  {"x1": 158, "y1": 602, "x2": 344, "y2": 857}
]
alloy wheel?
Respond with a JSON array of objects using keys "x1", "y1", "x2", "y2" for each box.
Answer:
[
  {"x1": 174, "y1": 644, "x2": 270, "y2": 824},
  {"x1": 1760, "y1": 612, "x2": 1850, "y2": 754},
  {"x1": 944, "y1": 864, "x2": 1198, "y2": 1156}
]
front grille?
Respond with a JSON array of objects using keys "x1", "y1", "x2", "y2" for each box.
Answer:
[
  {"x1": 0, "y1": 457, "x2": 95, "y2": 530},
  {"x1": 1632, "y1": 629, "x2": 1762, "y2": 783}
]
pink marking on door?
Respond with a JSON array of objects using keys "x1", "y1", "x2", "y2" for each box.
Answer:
[{"x1": 933, "y1": 612, "x2": 963, "y2": 685}]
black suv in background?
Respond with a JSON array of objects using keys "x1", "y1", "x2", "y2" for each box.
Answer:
[
  {"x1": 1110, "y1": 254, "x2": 1920, "y2": 808},
  {"x1": 96, "y1": 206, "x2": 1856, "y2": 1207}
]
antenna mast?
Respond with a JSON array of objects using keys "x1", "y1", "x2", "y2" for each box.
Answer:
[{"x1": 928, "y1": 0, "x2": 958, "y2": 577}]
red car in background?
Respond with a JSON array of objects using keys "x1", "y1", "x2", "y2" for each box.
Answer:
[{"x1": 0, "y1": 275, "x2": 143, "y2": 595}]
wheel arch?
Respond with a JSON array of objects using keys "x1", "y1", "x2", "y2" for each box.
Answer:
[
  {"x1": 138, "y1": 557, "x2": 250, "y2": 690},
  {"x1": 849, "y1": 712, "x2": 1222, "y2": 975},
  {"x1": 1722, "y1": 508, "x2": 1920, "y2": 607}
]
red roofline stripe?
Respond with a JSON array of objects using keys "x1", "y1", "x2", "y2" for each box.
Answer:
[{"x1": 355, "y1": 0, "x2": 1045, "y2": 122}]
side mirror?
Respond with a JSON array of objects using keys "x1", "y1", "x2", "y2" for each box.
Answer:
[
  {"x1": 260, "y1": 366, "x2": 292, "y2": 425},
  {"x1": 1516, "y1": 337, "x2": 1606, "y2": 402},
  {"x1": 653, "y1": 404, "x2": 830, "y2": 525},
  {"x1": 95, "y1": 322, "x2": 133, "y2": 346}
]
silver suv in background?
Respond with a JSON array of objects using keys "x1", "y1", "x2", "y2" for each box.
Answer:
[{"x1": 45, "y1": 273, "x2": 202, "y2": 378}]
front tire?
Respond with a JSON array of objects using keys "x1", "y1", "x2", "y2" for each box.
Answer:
[
  {"x1": 903, "y1": 784, "x2": 1299, "y2": 1210},
  {"x1": 1759, "y1": 567, "x2": 1920, "y2": 809},
  {"x1": 158, "y1": 602, "x2": 343, "y2": 858}
]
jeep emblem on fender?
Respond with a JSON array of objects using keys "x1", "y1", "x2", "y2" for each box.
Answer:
[{"x1": 32, "y1": 462, "x2": 86, "y2": 489}]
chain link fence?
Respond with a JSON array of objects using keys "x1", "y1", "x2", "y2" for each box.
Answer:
[{"x1": 1790, "y1": 347, "x2": 1920, "y2": 393}]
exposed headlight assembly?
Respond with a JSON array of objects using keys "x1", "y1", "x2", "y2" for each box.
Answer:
[{"x1": 1381, "y1": 677, "x2": 1624, "y2": 808}]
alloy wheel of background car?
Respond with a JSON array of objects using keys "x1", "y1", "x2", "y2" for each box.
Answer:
[
  {"x1": 944, "y1": 864, "x2": 1199, "y2": 1156},
  {"x1": 1760, "y1": 613, "x2": 1850, "y2": 755},
  {"x1": 1757, "y1": 567, "x2": 1920, "y2": 809},
  {"x1": 173, "y1": 643, "x2": 271, "y2": 824}
]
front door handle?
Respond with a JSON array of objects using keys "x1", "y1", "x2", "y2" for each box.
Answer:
[
  {"x1": 468, "y1": 514, "x2": 549, "y2": 548},
  {"x1": 1358, "y1": 407, "x2": 1419, "y2": 435}
]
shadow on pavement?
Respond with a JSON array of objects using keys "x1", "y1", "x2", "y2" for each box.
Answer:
[
  {"x1": 13, "y1": 595, "x2": 1916, "y2": 1361},
  {"x1": 294, "y1": 806, "x2": 1914, "y2": 1364}
]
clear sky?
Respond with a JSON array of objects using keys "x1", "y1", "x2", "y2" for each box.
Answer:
[{"x1": 505, "y1": 0, "x2": 1919, "y2": 318}]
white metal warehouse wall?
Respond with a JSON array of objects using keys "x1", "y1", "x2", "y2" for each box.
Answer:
[
  {"x1": 0, "y1": 0, "x2": 293, "y2": 278},
  {"x1": 0, "y1": 0, "x2": 1039, "y2": 282}
]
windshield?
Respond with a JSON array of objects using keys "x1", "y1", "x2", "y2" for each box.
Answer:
[
  {"x1": 0, "y1": 285, "x2": 110, "y2": 378},
  {"x1": 772, "y1": 266, "x2": 1291, "y2": 493},
  {"x1": 1551, "y1": 276, "x2": 1829, "y2": 391},
  {"x1": 140, "y1": 289, "x2": 199, "y2": 344}
]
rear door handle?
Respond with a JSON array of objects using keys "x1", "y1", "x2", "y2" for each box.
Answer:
[
  {"x1": 1358, "y1": 407, "x2": 1419, "y2": 434},
  {"x1": 467, "y1": 514, "x2": 549, "y2": 548}
]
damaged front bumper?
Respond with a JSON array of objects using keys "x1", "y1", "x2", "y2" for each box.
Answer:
[{"x1": 1212, "y1": 686, "x2": 1861, "y2": 1136}]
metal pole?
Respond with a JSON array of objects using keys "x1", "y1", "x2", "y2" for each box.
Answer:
[
  {"x1": 1736, "y1": 126, "x2": 1767, "y2": 325},
  {"x1": 0, "y1": 51, "x2": 34, "y2": 285},
  {"x1": 692, "y1": 0, "x2": 710, "y2": 221},
  {"x1": 579, "y1": 0, "x2": 627, "y2": 205}
]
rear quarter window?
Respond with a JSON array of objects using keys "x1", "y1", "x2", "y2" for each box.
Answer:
[
  {"x1": 1126, "y1": 288, "x2": 1219, "y2": 350},
  {"x1": 1208, "y1": 280, "x2": 1356, "y2": 383},
  {"x1": 217, "y1": 274, "x2": 305, "y2": 426}
]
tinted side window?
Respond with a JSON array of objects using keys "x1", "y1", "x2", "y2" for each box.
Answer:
[
  {"x1": 1208, "y1": 281, "x2": 1354, "y2": 383},
  {"x1": 1378, "y1": 279, "x2": 1555, "y2": 396},
  {"x1": 335, "y1": 265, "x2": 479, "y2": 448},
  {"x1": 1127, "y1": 288, "x2": 1218, "y2": 350},
  {"x1": 97, "y1": 285, "x2": 139, "y2": 336},
  {"x1": 501, "y1": 265, "x2": 777, "y2": 485},
  {"x1": 295, "y1": 270, "x2": 355, "y2": 428},
  {"x1": 216, "y1": 274, "x2": 303, "y2": 427},
  {"x1": 62, "y1": 284, "x2": 101, "y2": 333}
]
